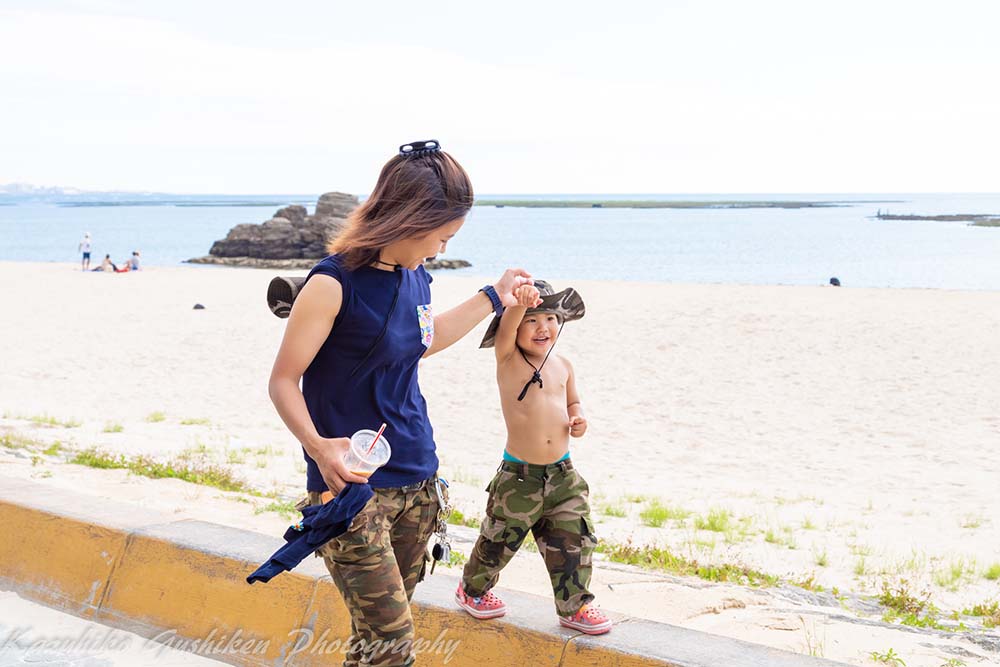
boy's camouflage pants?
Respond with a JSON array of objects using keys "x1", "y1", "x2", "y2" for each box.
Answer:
[
  {"x1": 303, "y1": 476, "x2": 439, "y2": 667},
  {"x1": 461, "y1": 458, "x2": 597, "y2": 617}
]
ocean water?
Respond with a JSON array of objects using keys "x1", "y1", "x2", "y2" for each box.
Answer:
[{"x1": 2, "y1": 193, "x2": 1000, "y2": 289}]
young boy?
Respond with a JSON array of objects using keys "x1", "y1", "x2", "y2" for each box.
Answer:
[{"x1": 455, "y1": 280, "x2": 611, "y2": 635}]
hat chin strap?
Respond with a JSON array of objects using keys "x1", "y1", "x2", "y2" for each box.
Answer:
[{"x1": 516, "y1": 322, "x2": 565, "y2": 401}]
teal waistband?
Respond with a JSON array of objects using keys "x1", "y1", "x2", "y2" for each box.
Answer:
[{"x1": 503, "y1": 449, "x2": 570, "y2": 465}]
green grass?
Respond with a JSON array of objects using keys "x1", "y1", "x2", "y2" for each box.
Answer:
[
  {"x1": 70, "y1": 447, "x2": 251, "y2": 494},
  {"x1": 854, "y1": 557, "x2": 869, "y2": 576},
  {"x1": 180, "y1": 417, "x2": 211, "y2": 426},
  {"x1": 878, "y1": 579, "x2": 930, "y2": 618},
  {"x1": 103, "y1": 422, "x2": 124, "y2": 433},
  {"x1": 1, "y1": 432, "x2": 46, "y2": 450},
  {"x1": 446, "y1": 509, "x2": 482, "y2": 529},
  {"x1": 962, "y1": 601, "x2": 1000, "y2": 628},
  {"x1": 640, "y1": 500, "x2": 689, "y2": 527},
  {"x1": 764, "y1": 528, "x2": 780, "y2": 544},
  {"x1": 145, "y1": 411, "x2": 167, "y2": 423},
  {"x1": 599, "y1": 503, "x2": 627, "y2": 518},
  {"x1": 694, "y1": 508, "x2": 732, "y2": 532},
  {"x1": 868, "y1": 648, "x2": 905, "y2": 666},
  {"x1": 597, "y1": 539, "x2": 779, "y2": 587},
  {"x1": 255, "y1": 499, "x2": 298, "y2": 520},
  {"x1": 933, "y1": 558, "x2": 977, "y2": 591},
  {"x1": 226, "y1": 449, "x2": 247, "y2": 465},
  {"x1": 41, "y1": 441, "x2": 63, "y2": 456},
  {"x1": 448, "y1": 550, "x2": 468, "y2": 568},
  {"x1": 26, "y1": 413, "x2": 81, "y2": 428},
  {"x1": 984, "y1": 563, "x2": 1000, "y2": 580},
  {"x1": 521, "y1": 532, "x2": 539, "y2": 553},
  {"x1": 624, "y1": 493, "x2": 647, "y2": 504},
  {"x1": 801, "y1": 516, "x2": 817, "y2": 530},
  {"x1": 814, "y1": 549, "x2": 829, "y2": 567},
  {"x1": 959, "y1": 515, "x2": 984, "y2": 529}
]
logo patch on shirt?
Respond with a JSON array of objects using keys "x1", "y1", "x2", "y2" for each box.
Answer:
[{"x1": 416, "y1": 304, "x2": 434, "y2": 348}]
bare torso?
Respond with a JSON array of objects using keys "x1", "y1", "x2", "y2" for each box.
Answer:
[{"x1": 497, "y1": 351, "x2": 571, "y2": 464}]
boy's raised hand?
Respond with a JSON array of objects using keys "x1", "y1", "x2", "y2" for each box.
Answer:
[
  {"x1": 515, "y1": 284, "x2": 541, "y2": 307},
  {"x1": 569, "y1": 415, "x2": 588, "y2": 437}
]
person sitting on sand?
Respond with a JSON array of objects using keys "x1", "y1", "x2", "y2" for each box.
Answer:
[
  {"x1": 455, "y1": 280, "x2": 612, "y2": 635},
  {"x1": 128, "y1": 250, "x2": 141, "y2": 271},
  {"x1": 91, "y1": 254, "x2": 117, "y2": 272}
]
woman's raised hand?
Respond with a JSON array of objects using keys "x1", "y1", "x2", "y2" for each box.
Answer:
[{"x1": 494, "y1": 268, "x2": 539, "y2": 307}]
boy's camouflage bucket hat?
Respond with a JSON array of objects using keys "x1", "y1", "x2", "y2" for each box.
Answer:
[{"x1": 479, "y1": 280, "x2": 586, "y2": 348}]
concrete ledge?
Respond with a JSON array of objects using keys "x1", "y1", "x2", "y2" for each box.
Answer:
[{"x1": 0, "y1": 477, "x2": 850, "y2": 666}]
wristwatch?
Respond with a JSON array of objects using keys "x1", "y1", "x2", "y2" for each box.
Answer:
[{"x1": 479, "y1": 285, "x2": 505, "y2": 317}]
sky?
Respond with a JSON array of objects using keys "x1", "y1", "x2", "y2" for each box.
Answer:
[{"x1": 1, "y1": 1, "x2": 998, "y2": 194}]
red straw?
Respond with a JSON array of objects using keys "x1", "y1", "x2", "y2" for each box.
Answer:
[{"x1": 366, "y1": 422, "x2": 387, "y2": 455}]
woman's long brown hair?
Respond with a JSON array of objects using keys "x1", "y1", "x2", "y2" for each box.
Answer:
[{"x1": 329, "y1": 149, "x2": 473, "y2": 270}]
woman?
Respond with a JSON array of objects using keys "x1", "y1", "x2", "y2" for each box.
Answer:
[{"x1": 269, "y1": 140, "x2": 533, "y2": 666}]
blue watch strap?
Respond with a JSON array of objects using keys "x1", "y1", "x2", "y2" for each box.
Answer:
[{"x1": 479, "y1": 285, "x2": 505, "y2": 317}]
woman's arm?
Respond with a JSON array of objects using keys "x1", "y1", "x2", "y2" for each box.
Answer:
[
  {"x1": 423, "y1": 268, "x2": 538, "y2": 358},
  {"x1": 268, "y1": 274, "x2": 368, "y2": 493}
]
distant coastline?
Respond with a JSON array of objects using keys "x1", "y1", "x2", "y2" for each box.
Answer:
[
  {"x1": 473, "y1": 199, "x2": 900, "y2": 209},
  {"x1": 876, "y1": 211, "x2": 1000, "y2": 227}
]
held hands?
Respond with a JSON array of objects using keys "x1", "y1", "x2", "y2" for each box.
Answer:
[
  {"x1": 314, "y1": 436, "x2": 369, "y2": 494},
  {"x1": 515, "y1": 284, "x2": 541, "y2": 307},
  {"x1": 569, "y1": 415, "x2": 588, "y2": 438},
  {"x1": 493, "y1": 268, "x2": 540, "y2": 308}
]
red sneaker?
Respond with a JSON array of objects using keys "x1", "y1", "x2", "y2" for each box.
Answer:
[
  {"x1": 559, "y1": 604, "x2": 612, "y2": 635},
  {"x1": 455, "y1": 583, "x2": 507, "y2": 619}
]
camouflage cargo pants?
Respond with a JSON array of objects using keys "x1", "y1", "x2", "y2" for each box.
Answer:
[
  {"x1": 461, "y1": 459, "x2": 597, "y2": 617},
  {"x1": 302, "y1": 476, "x2": 439, "y2": 667}
]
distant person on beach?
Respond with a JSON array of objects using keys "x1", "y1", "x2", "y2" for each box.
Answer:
[
  {"x1": 268, "y1": 139, "x2": 532, "y2": 666},
  {"x1": 455, "y1": 280, "x2": 612, "y2": 635},
  {"x1": 92, "y1": 254, "x2": 116, "y2": 272},
  {"x1": 78, "y1": 232, "x2": 91, "y2": 271},
  {"x1": 114, "y1": 251, "x2": 140, "y2": 273}
]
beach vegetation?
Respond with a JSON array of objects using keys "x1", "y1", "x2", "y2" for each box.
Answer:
[
  {"x1": 180, "y1": 417, "x2": 211, "y2": 426},
  {"x1": 877, "y1": 579, "x2": 925, "y2": 613},
  {"x1": 42, "y1": 441, "x2": 63, "y2": 456},
  {"x1": 939, "y1": 660, "x2": 965, "y2": 667},
  {"x1": 145, "y1": 411, "x2": 167, "y2": 423},
  {"x1": 854, "y1": 557, "x2": 869, "y2": 576},
  {"x1": 641, "y1": 500, "x2": 690, "y2": 527},
  {"x1": 599, "y1": 503, "x2": 627, "y2": 518},
  {"x1": 933, "y1": 558, "x2": 977, "y2": 591},
  {"x1": 624, "y1": 493, "x2": 648, "y2": 504},
  {"x1": 103, "y1": 422, "x2": 124, "y2": 433},
  {"x1": 868, "y1": 648, "x2": 905, "y2": 666},
  {"x1": 28, "y1": 413, "x2": 81, "y2": 428},
  {"x1": 959, "y1": 514, "x2": 984, "y2": 529},
  {"x1": 255, "y1": 499, "x2": 297, "y2": 520},
  {"x1": 521, "y1": 532, "x2": 538, "y2": 553},
  {"x1": 596, "y1": 539, "x2": 779, "y2": 587},
  {"x1": 984, "y1": 563, "x2": 1000, "y2": 580},
  {"x1": 801, "y1": 516, "x2": 816, "y2": 530},
  {"x1": 962, "y1": 601, "x2": 1000, "y2": 628},
  {"x1": 444, "y1": 467, "x2": 484, "y2": 488},
  {"x1": 799, "y1": 616, "x2": 825, "y2": 658},
  {"x1": 694, "y1": 508, "x2": 732, "y2": 532},
  {"x1": 70, "y1": 447, "x2": 251, "y2": 494},
  {"x1": 226, "y1": 449, "x2": 247, "y2": 465},
  {"x1": 850, "y1": 542, "x2": 872, "y2": 557},
  {"x1": 448, "y1": 550, "x2": 467, "y2": 568},
  {"x1": 814, "y1": 549, "x2": 829, "y2": 567},
  {"x1": 445, "y1": 509, "x2": 482, "y2": 529}
]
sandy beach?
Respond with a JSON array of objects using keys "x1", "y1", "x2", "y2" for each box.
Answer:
[{"x1": 2, "y1": 261, "x2": 999, "y2": 666}]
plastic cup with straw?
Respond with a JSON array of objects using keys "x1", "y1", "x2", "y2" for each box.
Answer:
[{"x1": 342, "y1": 422, "x2": 391, "y2": 478}]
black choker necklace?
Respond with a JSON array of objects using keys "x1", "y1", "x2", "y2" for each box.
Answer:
[{"x1": 373, "y1": 258, "x2": 402, "y2": 270}]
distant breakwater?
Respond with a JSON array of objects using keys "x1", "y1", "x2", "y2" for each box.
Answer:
[
  {"x1": 474, "y1": 199, "x2": 898, "y2": 209},
  {"x1": 876, "y1": 211, "x2": 1000, "y2": 227}
]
